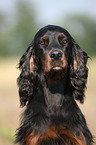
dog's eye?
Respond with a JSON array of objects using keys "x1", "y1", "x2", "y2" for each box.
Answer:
[
  {"x1": 40, "y1": 40, "x2": 45, "y2": 45},
  {"x1": 63, "y1": 40, "x2": 67, "y2": 44}
]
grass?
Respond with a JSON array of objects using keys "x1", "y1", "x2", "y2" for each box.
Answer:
[
  {"x1": 0, "y1": 57, "x2": 96, "y2": 145},
  {"x1": 0, "y1": 127, "x2": 15, "y2": 141}
]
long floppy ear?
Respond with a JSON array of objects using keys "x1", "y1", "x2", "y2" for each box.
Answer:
[
  {"x1": 70, "y1": 39, "x2": 88, "y2": 103},
  {"x1": 17, "y1": 40, "x2": 37, "y2": 106}
]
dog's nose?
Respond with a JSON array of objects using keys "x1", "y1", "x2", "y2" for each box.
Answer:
[{"x1": 49, "y1": 50, "x2": 63, "y2": 60}]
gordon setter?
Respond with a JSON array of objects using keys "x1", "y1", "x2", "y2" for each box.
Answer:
[{"x1": 16, "y1": 25, "x2": 93, "y2": 145}]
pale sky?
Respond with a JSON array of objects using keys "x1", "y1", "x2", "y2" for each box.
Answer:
[{"x1": 0, "y1": 0, "x2": 96, "y2": 25}]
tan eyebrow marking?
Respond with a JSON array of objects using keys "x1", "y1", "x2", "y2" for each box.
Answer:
[
  {"x1": 43, "y1": 35, "x2": 48, "y2": 40},
  {"x1": 59, "y1": 33, "x2": 64, "y2": 37}
]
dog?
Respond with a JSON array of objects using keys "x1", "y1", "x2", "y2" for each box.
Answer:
[{"x1": 16, "y1": 25, "x2": 93, "y2": 145}]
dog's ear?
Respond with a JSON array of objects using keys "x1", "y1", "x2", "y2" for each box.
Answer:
[
  {"x1": 17, "y1": 40, "x2": 37, "y2": 106},
  {"x1": 70, "y1": 39, "x2": 88, "y2": 103}
]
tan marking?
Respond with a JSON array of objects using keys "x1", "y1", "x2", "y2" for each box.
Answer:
[
  {"x1": 42, "y1": 49, "x2": 67, "y2": 74},
  {"x1": 30, "y1": 56, "x2": 34, "y2": 72},
  {"x1": 59, "y1": 33, "x2": 64, "y2": 38},
  {"x1": 74, "y1": 59, "x2": 77, "y2": 70},
  {"x1": 42, "y1": 51, "x2": 51, "y2": 74},
  {"x1": 59, "y1": 125, "x2": 87, "y2": 145},
  {"x1": 74, "y1": 55, "x2": 79, "y2": 71},
  {"x1": 25, "y1": 125, "x2": 87, "y2": 145},
  {"x1": 43, "y1": 35, "x2": 48, "y2": 40},
  {"x1": 25, "y1": 131, "x2": 40, "y2": 145},
  {"x1": 26, "y1": 46, "x2": 34, "y2": 72}
]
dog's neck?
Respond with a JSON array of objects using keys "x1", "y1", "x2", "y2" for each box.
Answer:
[{"x1": 44, "y1": 74, "x2": 71, "y2": 109}]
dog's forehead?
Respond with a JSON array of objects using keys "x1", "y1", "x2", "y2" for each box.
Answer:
[
  {"x1": 45, "y1": 30, "x2": 60, "y2": 36},
  {"x1": 41, "y1": 30, "x2": 66, "y2": 39},
  {"x1": 35, "y1": 25, "x2": 72, "y2": 39},
  {"x1": 42, "y1": 31, "x2": 56, "y2": 40},
  {"x1": 34, "y1": 26, "x2": 72, "y2": 43}
]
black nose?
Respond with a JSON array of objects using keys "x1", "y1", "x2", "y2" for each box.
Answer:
[{"x1": 50, "y1": 50, "x2": 63, "y2": 60}]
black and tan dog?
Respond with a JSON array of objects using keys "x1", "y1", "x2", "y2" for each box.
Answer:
[{"x1": 16, "y1": 25, "x2": 93, "y2": 145}]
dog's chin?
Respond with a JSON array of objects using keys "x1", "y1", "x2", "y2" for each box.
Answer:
[
  {"x1": 45, "y1": 66, "x2": 66, "y2": 84},
  {"x1": 51, "y1": 66, "x2": 63, "y2": 71}
]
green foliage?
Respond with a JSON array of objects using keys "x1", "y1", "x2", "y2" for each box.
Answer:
[
  {"x1": 14, "y1": 1, "x2": 37, "y2": 54},
  {"x1": 0, "y1": 127, "x2": 15, "y2": 141},
  {"x1": 0, "y1": 1, "x2": 96, "y2": 56},
  {"x1": 64, "y1": 15, "x2": 96, "y2": 56},
  {"x1": 0, "y1": 0, "x2": 38, "y2": 56}
]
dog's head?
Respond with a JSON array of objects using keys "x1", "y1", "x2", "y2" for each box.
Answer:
[
  {"x1": 18, "y1": 25, "x2": 88, "y2": 106},
  {"x1": 33, "y1": 25, "x2": 72, "y2": 82}
]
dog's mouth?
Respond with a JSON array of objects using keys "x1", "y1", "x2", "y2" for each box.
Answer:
[
  {"x1": 45, "y1": 64, "x2": 67, "y2": 84},
  {"x1": 42, "y1": 51, "x2": 68, "y2": 83},
  {"x1": 50, "y1": 62, "x2": 67, "y2": 73},
  {"x1": 51, "y1": 66, "x2": 63, "y2": 71},
  {"x1": 50, "y1": 59, "x2": 67, "y2": 72}
]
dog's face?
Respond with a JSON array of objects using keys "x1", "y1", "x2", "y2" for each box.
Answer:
[
  {"x1": 33, "y1": 26, "x2": 73, "y2": 80},
  {"x1": 18, "y1": 25, "x2": 88, "y2": 105}
]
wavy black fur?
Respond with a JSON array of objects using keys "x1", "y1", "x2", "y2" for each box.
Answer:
[{"x1": 16, "y1": 25, "x2": 93, "y2": 145}]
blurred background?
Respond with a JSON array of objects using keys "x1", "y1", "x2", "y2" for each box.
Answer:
[{"x1": 0, "y1": 0, "x2": 96, "y2": 144}]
